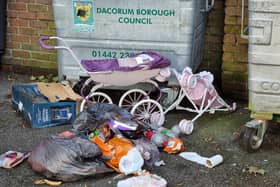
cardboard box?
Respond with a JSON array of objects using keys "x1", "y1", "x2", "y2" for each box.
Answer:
[{"x1": 11, "y1": 83, "x2": 82, "y2": 128}]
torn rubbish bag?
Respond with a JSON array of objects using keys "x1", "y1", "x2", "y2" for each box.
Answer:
[
  {"x1": 91, "y1": 135, "x2": 144, "y2": 175},
  {"x1": 28, "y1": 134, "x2": 113, "y2": 182},
  {"x1": 132, "y1": 138, "x2": 161, "y2": 168},
  {"x1": 72, "y1": 103, "x2": 144, "y2": 139},
  {"x1": 72, "y1": 103, "x2": 133, "y2": 133}
]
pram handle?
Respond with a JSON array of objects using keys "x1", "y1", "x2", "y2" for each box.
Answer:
[
  {"x1": 39, "y1": 36, "x2": 81, "y2": 65},
  {"x1": 39, "y1": 36, "x2": 56, "y2": 50}
]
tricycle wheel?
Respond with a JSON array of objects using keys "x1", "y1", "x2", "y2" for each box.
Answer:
[{"x1": 241, "y1": 127, "x2": 264, "y2": 153}]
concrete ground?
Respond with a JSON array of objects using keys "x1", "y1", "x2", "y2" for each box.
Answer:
[{"x1": 1, "y1": 72, "x2": 280, "y2": 187}]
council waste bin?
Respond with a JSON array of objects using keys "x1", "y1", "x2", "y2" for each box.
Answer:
[
  {"x1": 51, "y1": 0, "x2": 214, "y2": 83},
  {"x1": 241, "y1": 0, "x2": 280, "y2": 152}
]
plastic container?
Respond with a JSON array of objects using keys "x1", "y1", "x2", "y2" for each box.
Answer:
[{"x1": 52, "y1": 0, "x2": 214, "y2": 83}]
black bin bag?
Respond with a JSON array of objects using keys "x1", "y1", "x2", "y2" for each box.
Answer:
[
  {"x1": 72, "y1": 103, "x2": 133, "y2": 134},
  {"x1": 28, "y1": 135, "x2": 113, "y2": 182}
]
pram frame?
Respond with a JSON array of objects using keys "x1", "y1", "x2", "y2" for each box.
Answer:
[{"x1": 39, "y1": 36, "x2": 165, "y2": 114}]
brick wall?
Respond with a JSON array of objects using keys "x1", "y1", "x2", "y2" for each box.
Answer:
[
  {"x1": 222, "y1": 0, "x2": 248, "y2": 100},
  {"x1": 1, "y1": 0, "x2": 57, "y2": 75},
  {"x1": 199, "y1": 0, "x2": 225, "y2": 89}
]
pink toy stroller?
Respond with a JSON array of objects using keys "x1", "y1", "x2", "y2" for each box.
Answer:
[
  {"x1": 130, "y1": 67, "x2": 236, "y2": 134},
  {"x1": 178, "y1": 67, "x2": 235, "y2": 110}
]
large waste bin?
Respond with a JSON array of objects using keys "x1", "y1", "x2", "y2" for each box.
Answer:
[
  {"x1": 241, "y1": 0, "x2": 280, "y2": 152},
  {"x1": 52, "y1": 0, "x2": 214, "y2": 82},
  {"x1": 0, "y1": 0, "x2": 7, "y2": 56}
]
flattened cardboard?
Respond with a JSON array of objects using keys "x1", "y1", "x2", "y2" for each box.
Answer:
[{"x1": 36, "y1": 82, "x2": 82, "y2": 102}]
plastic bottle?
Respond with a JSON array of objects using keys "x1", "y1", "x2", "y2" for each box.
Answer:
[
  {"x1": 145, "y1": 131, "x2": 168, "y2": 147},
  {"x1": 158, "y1": 125, "x2": 181, "y2": 138}
]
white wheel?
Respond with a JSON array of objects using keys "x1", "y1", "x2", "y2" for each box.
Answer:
[
  {"x1": 80, "y1": 92, "x2": 113, "y2": 112},
  {"x1": 131, "y1": 99, "x2": 164, "y2": 128},
  {"x1": 118, "y1": 89, "x2": 149, "y2": 111}
]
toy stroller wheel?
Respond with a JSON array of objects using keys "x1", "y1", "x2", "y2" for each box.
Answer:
[
  {"x1": 80, "y1": 92, "x2": 113, "y2": 112},
  {"x1": 119, "y1": 89, "x2": 149, "y2": 111},
  {"x1": 131, "y1": 99, "x2": 164, "y2": 128},
  {"x1": 241, "y1": 127, "x2": 264, "y2": 152}
]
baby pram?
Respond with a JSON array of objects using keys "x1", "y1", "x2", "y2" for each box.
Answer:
[
  {"x1": 39, "y1": 36, "x2": 171, "y2": 113},
  {"x1": 130, "y1": 67, "x2": 236, "y2": 133}
]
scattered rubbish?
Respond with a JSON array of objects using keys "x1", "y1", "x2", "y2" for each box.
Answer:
[
  {"x1": 159, "y1": 125, "x2": 181, "y2": 138},
  {"x1": 179, "y1": 152, "x2": 223, "y2": 168},
  {"x1": 145, "y1": 130, "x2": 168, "y2": 148},
  {"x1": 36, "y1": 82, "x2": 82, "y2": 103},
  {"x1": 0, "y1": 151, "x2": 30, "y2": 169},
  {"x1": 154, "y1": 160, "x2": 166, "y2": 167},
  {"x1": 34, "y1": 179, "x2": 62, "y2": 186},
  {"x1": 28, "y1": 133, "x2": 113, "y2": 182},
  {"x1": 12, "y1": 83, "x2": 81, "y2": 128},
  {"x1": 145, "y1": 129, "x2": 185, "y2": 154},
  {"x1": 91, "y1": 135, "x2": 144, "y2": 175},
  {"x1": 72, "y1": 103, "x2": 135, "y2": 135},
  {"x1": 133, "y1": 138, "x2": 162, "y2": 168},
  {"x1": 163, "y1": 137, "x2": 185, "y2": 154},
  {"x1": 119, "y1": 147, "x2": 144, "y2": 175},
  {"x1": 242, "y1": 166, "x2": 266, "y2": 176},
  {"x1": 117, "y1": 173, "x2": 167, "y2": 187}
]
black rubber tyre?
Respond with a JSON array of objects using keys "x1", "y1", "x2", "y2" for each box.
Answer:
[{"x1": 241, "y1": 127, "x2": 263, "y2": 153}]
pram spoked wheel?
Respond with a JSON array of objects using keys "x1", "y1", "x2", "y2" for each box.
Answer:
[
  {"x1": 119, "y1": 89, "x2": 149, "y2": 111},
  {"x1": 80, "y1": 92, "x2": 113, "y2": 111},
  {"x1": 241, "y1": 120, "x2": 267, "y2": 152},
  {"x1": 130, "y1": 99, "x2": 164, "y2": 128}
]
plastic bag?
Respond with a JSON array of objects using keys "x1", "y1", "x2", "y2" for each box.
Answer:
[
  {"x1": 132, "y1": 138, "x2": 161, "y2": 168},
  {"x1": 0, "y1": 151, "x2": 30, "y2": 169},
  {"x1": 72, "y1": 103, "x2": 133, "y2": 134},
  {"x1": 91, "y1": 135, "x2": 144, "y2": 174},
  {"x1": 119, "y1": 148, "x2": 144, "y2": 175},
  {"x1": 28, "y1": 134, "x2": 113, "y2": 182},
  {"x1": 117, "y1": 174, "x2": 167, "y2": 187}
]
